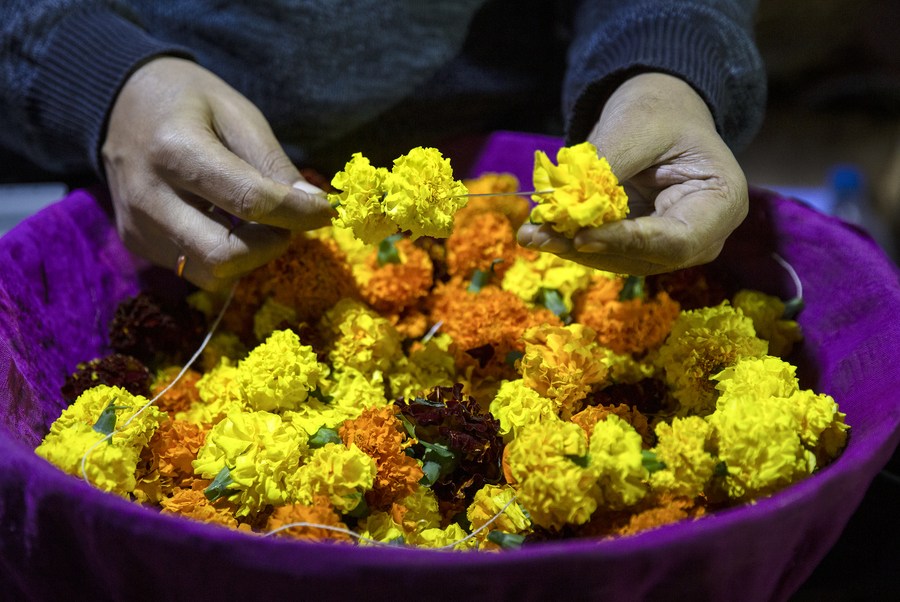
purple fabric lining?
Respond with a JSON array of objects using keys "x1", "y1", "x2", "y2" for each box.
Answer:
[{"x1": 1, "y1": 132, "x2": 898, "y2": 601}]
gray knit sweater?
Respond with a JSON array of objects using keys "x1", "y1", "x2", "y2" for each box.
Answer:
[{"x1": 0, "y1": 0, "x2": 765, "y2": 177}]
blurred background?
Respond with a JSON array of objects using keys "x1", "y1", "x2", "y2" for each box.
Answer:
[{"x1": 1, "y1": 1, "x2": 897, "y2": 598}]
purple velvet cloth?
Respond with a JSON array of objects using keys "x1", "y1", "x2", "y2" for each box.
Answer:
[{"x1": 1, "y1": 132, "x2": 898, "y2": 601}]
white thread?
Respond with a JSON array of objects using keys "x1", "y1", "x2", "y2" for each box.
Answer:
[
  {"x1": 771, "y1": 252, "x2": 803, "y2": 301},
  {"x1": 76, "y1": 284, "x2": 522, "y2": 552},
  {"x1": 79, "y1": 284, "x2": 236, "y2": 483},
  {"x1": 453, "y1": 189, "x2": 553, "y2": 199},
  {"x1": 262, "y1": 493, "x2": 521, "y2": 551}
]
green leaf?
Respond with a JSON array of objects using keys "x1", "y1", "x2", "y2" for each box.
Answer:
[
  {"x1": 618, "y1": 275, "x2": 645, "y2": 301},
  {"x1": 309, "y1": 427, "x2": 342, "y2": 448},
  {"x1": 377, "y1": 233, "x2": 404, "y2": 266},
  {"x1": 204, "y1": 466, "x2": 236, "y2": 502},
  {"x1": 92, "y1": 399, "x2": 129, "y2": 437},
  {"x1": 714, "y1": 461, "x2": 728, "y2": 477},
  {"x1": 420, "y1": 460, "x2": 442, "y2": 486},
  {"x1": 487, "y1": 531, "x2": 526, "y2": 549},
  {"x1": 537, "y1": 288, "x2": 569, "y2": 320},
  {"x1": 504, "y1": 350, "x2": 524, "y2": 368},
  {"x1": 641, "y1": 449, "x2": 666, "y2": 473},
  {"x1": 467, "y1": 258, "x2": 504, "y2": 293},
  {"x1": 566, "y1": 453, "x2": 590, "y2": 468},
  {"x1": 344, "y1": 494, "x2": 370, "y2": 519},
  {"x1": 418, "y1": 440, "x2": 458, "y2": 485},
  {"x1": 308, "y1": 388, "x2": 333, "y2": 404}
]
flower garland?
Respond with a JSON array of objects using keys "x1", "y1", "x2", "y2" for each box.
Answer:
[{"x1": 38, "y1": 144, "x2": 848, "y2": 550}]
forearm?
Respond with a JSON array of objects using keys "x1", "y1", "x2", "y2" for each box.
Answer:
[
  {"x1": 0, "y1": 1, "x2": 192, "y2": 176},
  {"x1": 564, "y1": 0, "x2": 765, "y2": 152}
]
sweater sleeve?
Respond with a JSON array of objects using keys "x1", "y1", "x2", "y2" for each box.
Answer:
[
  {"x1": 563, "y1": 0, "x2": 766, "y2": 152},
  {"x1": 0, "y1": 1, "x2": 193, "y2": 176}
]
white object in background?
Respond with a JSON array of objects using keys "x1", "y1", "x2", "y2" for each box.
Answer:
[{"x1": 0, "y1": 183, "x2": 68, "y2": 236}]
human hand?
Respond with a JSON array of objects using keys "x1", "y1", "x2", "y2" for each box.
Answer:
[
  {"x1": 102, "y1": 57, "x2": 334, "y2": 291},
  {"x1": 517, "y1": 72, "x2": 748, "y2": 275}
]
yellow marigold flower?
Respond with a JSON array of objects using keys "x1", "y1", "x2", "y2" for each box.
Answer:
[
  {"x1": 46, "y1": 384, "x2": 164, "y2": 448},
  {"x1": 179, "y1": 358, "x2": 248, "y2": 426},
  {"x1": 318, "y1": 224, "x2": 372, "y2": 268},
  {"x1": 604, "y1": 350, "x2": 660, "y2": 384},
  {"x1": 387, "y1": 333, "x2": 456, "y2": 400},
  {"x1": 708, "y1": 397, "x2": 812, "y2": 501},
  {"x1": 503, "y1": 421, "x2": 598, "y2": 529},
  {"x1": 389, "y1": 485, "x2": 442, "y2": 535},
  {"x1": 458, "y1": 172, "x2": 531, "y2": 230},
  {"x1": 193, "y1": 410, "x2": 309, "y2": 516},
  {"x1": 236, "y1": 329, "x2": 328, "y2": 412},
  {"x1": 655, "y1": 303, "x2": 768, "y2": 416},
  {"x1": 570, "y1": 403, "x2": 653, "y2": 448},
  {"x1": 252, "y1": 296, "x2": 298, "y2": 342},
  {"x1": 588, "y1": 414, "x2": 648, "y2": 510},
  {"x1": 489, "y1": 379, "x2": 560, "y2": 442},
  {"x1": 321, "y1": 298, "x2": 402, "y2": 374},
  {"x1": 358, "y1": 511, "x2": 406, "y2": 545},
  {"x1": 326, "y1": 367, "x2": 390, "y2": 410},
  {"x1": 291, "y1": 442, "x2": 377, "y2": 513},
  {"x1": 283, "y1": 400, "x2": 364, "y2": 437},
  {"x1": 329, "y1": 152, "x2": 397, "y2": 245},
  {"x1": 466, "y1": 484, "x2": 531, "y2": 548},
  {"x1": 501, "y1": 253, "x2": 597, "y2": 313},
  {"x1": 382, "y1": 146, "x2": 469, "y2": 240},
  {"x1": 35, "y1": 423, "x2": 142, "y2": 496},
  {"x1": 650, "y1": 416, "x2": 717, "y2": 498},
  {"x1": 713, "y1": 355, "x2": 800, "y2": 411},
  {"x1": 786, "y1": 390, "x2": 849, "y2": 465},
  {"x1": 530, "y1": 141, "x2": 629, "y2": 237},
  {"x1": 409, "y1": 523, "x2": 475, "y2": 550},
  {"x1": 732, "y1": 289, "x2": 803, "y2": 357},
  {"x1": 357, "y1": 237, "x2": 434, "y2": 316},
  {"x1": 519, "y1": 323, "x2": 609, "y2": 419}
]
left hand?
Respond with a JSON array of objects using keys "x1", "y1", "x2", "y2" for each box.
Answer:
[{"x1": 517, "y1": 72, "x2": 749, "y2": 275}]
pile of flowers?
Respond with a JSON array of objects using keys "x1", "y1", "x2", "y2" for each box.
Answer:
[{"x1": 36, "y1": 143, "x2": 848, "y2": 550}]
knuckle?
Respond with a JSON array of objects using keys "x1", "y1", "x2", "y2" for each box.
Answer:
[{"x1": 257, "y1": 148, "x2": 295, "y2": 179}]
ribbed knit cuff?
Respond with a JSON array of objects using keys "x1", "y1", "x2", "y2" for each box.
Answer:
[
  {"x1": 564, "y1": 4, "x2": 765, "y2": 151},
  {"x1": 26, "y1": 9, "x2": 193, "y2": 176}
]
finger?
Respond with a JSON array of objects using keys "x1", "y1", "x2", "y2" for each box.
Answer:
[
  {"x1": 211, "y1": 95, "x2": 307, "y2": 187},
  {"x1": 122, "y1": 191, "x2": 291, "y2": 291},
  {"x1": 517, "y1": 223, "x2": 576, "y2": 255},
  {"x1": 157, "y1": 122, "x2": 334, "y2": 231}
]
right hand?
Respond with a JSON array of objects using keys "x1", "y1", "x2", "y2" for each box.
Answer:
[{"x1": 102, "y1": 57, "x2": 334, "y2": 291}]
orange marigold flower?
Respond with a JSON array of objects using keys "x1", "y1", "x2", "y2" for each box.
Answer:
[
  {"x1": 160, "y1": 488, "x2": 243, "y2": 530},
  {"x1": 339, "y1": 406, "x2": 424, "y2": 510},
  {"x1": 359, "y1": 237, "x2": 434, "y2": 315},
  {"x1": 519, "y1": 323, "x2": 609, "y2": 419},
  {"x1": 150, "y1": 418, "x2": 207, "y2": 482},
  {"x1": 570, "y1": 404, "x2": 653, "y2": 448},
  {"x1": 446, "y1": 211, "x2": 520, "y2": 281},
  {"x1": 151, "y1": 367, "x2": 202, "y2": 415},
  {"x1": 226, "y1": 235, "x2": 361, "y2": 337},
  {"x1": 574, "y1": 285, "x2": 681, "y2": 356},
  {"x1": 458, "y1": 173, "x2": 530, "y2": 230},
  {"x1": 267, "y1": 496, "x2": 353, "y2": 543},
  {"x1": 428, "y1": 278, "x2": 562, "y2": 382}
]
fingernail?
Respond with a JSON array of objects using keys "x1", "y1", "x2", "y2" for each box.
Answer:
[
  {"x1": 576, "y1": 242, "x2": 607, "y2": 253},
  {"x1": 292, "y1": 180, "x2": 325, "y2": 196}
]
